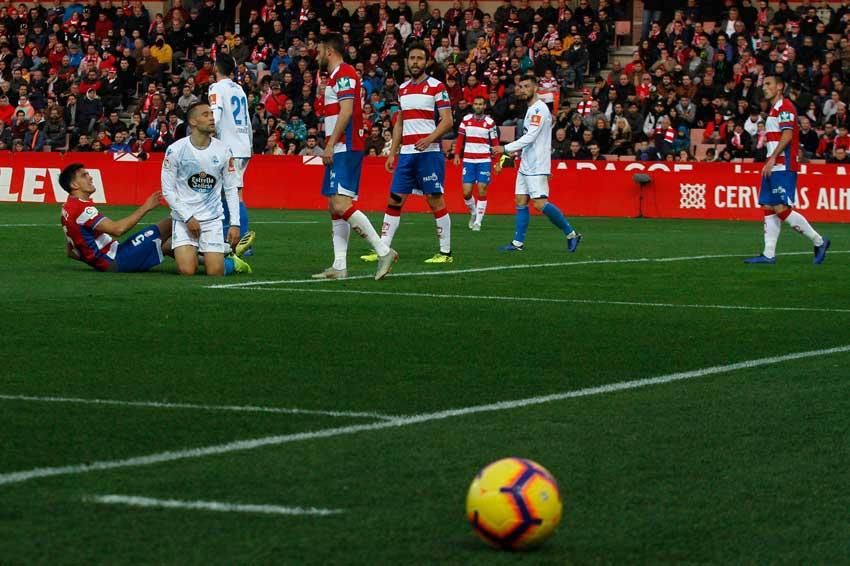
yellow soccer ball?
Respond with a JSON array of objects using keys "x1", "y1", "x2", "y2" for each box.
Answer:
[{"x1": 466, "y1": 457, "x2": 563, "y2": 550}]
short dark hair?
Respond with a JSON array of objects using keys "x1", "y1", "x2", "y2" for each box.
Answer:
[
  {"x1": 406, "y1": 41, "x2": 429, "y2": 59},
  {"x1": 520, "y1": 73, "x2": 538, "y2": 84},
  {"x1": 215, "y1": 53, "x2": 236, "y2": 77},
  {"x1": 320, "y1": 33, "x2": 344, "y2": 57},
  {"x1": 765, "y1": 74, "x2": 785, "y2": 86},
  {"x1": 187, "y1": 101, "x2": 207, "y2": 120},
  {"x1": 59, "y1": 163, "x2": 85, "y2": 193}
]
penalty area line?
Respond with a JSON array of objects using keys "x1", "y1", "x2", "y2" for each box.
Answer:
[
  {"x1": 228, "y1": 287, "x2": 850, "y2": 315},
  {"x1": 0, "y1": 394, "x2": 397, "y2": 421},
  {"x1": 207, "y1": 250, "x2": 850, "y2": 289},
  {"x1": 86, "y1": 494, "x2": 343, "y2": 516},
  {"x1": 2, "y1": 344, "x2": 850, "y2": 488}
]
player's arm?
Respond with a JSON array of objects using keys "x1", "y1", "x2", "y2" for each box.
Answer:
[
  {"x1": 323, "y1": 97, "x2": 353, "y2": 165},
  {"x1": 222, "y1": 155, "x2": 241, "y2": 248},
  {"x1": 454, "y1": 123, "x2": 465, "y2": 165},
  {"x1": 385, "y1": 112, "x2": 403, "y2": 172},
  {"x1": 495, "y1": 114, "x2": 543, "y2": 155},
  {"x1": 161, "y1": 150, "x2": 195, "y2": 224},
  {"x1": 95, "y1": 192, "x2": 162, "y2": 237},
  {"x1": 415, "y1": 107, "x2": 454, "y2": 151},
  {"x1": 209, "y1": 86, "x2": 224, "y2": 138}
]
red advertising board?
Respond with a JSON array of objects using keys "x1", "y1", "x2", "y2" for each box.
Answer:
[{"x1": 1, "y1": 152, "x2": 848, "y2": 223}]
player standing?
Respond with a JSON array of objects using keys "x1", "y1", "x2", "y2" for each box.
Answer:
[
  {"x1": 209, "y1": 53, "x2": 255, "y2": 255},
  {"x1": 313, "y1": 33, "x2": 398, "y2": 280},
  {"x1": 60, "y1": 163, "x2": 173, "y2": 272},
  {"x1": 453, "y1": 95, "x2": 498, "y2": 231},
  {"x1": 493, "y1": 75, "x2": 582, "y2": 252},
  {"x1": 744, "y1": 75, "x2": 830, "y2": 264},
  {"x1": 362, "y1": 42, "x2": 454, "y2": 264},
  {"x1": 161, "y1": 102, "x2": 252, "y2": 276}
]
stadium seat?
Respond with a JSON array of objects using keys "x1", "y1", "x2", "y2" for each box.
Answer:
[
  {"x1": 603, "y1": 154, "x2": 618, "y2": 160},
  {"x1": 690, "y1": 129, "x2": 705, "y2": 150},
  {"x1": 742, "y1": 158, "x2": 755, "y2": 163},
  {"x1": 500, "y1": 126, "x2": 516, "y2": 142},
  {"x1": 809, "y1": 159, "x2": 827, "y2": 164},
  {"x1": 703, "y1": 21, "x2": 716, "y2": 33},
  {"x1": 619, "y1": 155, "x2": 636, "y2": 161},
  {"x1": 614, "y1": 21, "x2": 632, "y2": 47}
]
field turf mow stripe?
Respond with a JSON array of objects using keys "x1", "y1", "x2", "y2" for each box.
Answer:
[
  {"x1": 1, "y1": 344, "x2": 849, "y2": 488},
  {"x1": 207, "y1": 250, "x2": 850, "y2": 288},
  {"x1": 234, "y1": 287, "x2": 850, "y2": 315}
]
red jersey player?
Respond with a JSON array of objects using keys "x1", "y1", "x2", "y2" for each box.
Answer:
[
  {"x1": 60, "y1": 163, "x2": 173, "y2": 272},
  {"x1": 314, "y1": 33, "x2": 397, "y2": 280},
  {"x1": 453, "y1": 95, "x2": 498, "y2": 231},
  {"x1": 744, "y1": 75, "x2": 829, "y2": 265}
]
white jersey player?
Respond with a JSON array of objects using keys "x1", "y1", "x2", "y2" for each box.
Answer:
[
  {"x1": 493, "y1": 75, "x2": 581, "y2": 252},
  {"x1": 209, "y1": 53, "x2": 255, "y2": 252},
  {"x1": 161, "y1": 102, "x2": 251, "y2": 276}
]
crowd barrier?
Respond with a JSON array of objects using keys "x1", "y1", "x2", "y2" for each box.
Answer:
[{"x1": 1, "y1": 152, "x2": 848, "y2": 223}]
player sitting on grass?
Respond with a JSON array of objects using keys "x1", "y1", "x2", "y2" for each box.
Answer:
[
  {"x1": 161, "y1": 102, "x2": 252, "y2": 276},
  {"x1": 60, "y1": 163, "x2": 173, "y2": 273}
]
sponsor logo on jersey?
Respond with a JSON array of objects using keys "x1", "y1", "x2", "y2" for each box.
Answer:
[
  {"x1": 188, "y1": 171, "x2": 217, "y2": 192},
  {"x1": 778, "y1": 111, "x2": 793, "y2": 122},
  {"x1": 84, "y1": 206, "x2": 98, "y2": 216},
  {"x1": 422, "y1": 173, "x2": 438, "y2": 182},
  {"x1": 209, "y1": 93, "x2": 217, "y2": 105},
  {"x1": 228, "y1": 158, "x2": 235, "y2": 172},
  {"x1": 337, "y1": 77, "x2": 352, "y2": 90},
  {"x1": 530, "y1": 114, "x2": 542, "y2": 126}
]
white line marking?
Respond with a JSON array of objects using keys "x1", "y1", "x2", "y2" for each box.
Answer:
[
  {"x1": 230, "y1": 287, "x2": 850, "y2": 314},
  {"x1": 207, "y1": 250, "x2": 850, "y2": 289},
  {"x1": 2, "y1": 344, "x2": 849, "y2": 488},
  {"x1": 87, "y1": 494, "x2": 343, "y2": 516},
  {"x1": 0, "y1": 394, "x2": 396, "y2": 421}
]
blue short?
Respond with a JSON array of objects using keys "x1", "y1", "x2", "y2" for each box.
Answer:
[
  {"x1": 115, "y1": 224, "x2": 164, "y2": 272},
  {"x1": 390, "y1": 152, "x2": 445, "y2": 195},
  {"x1": 321, "y1": 151, "x2": 364, "y2": 198},
  {"x1": 759, "y1": 170, "x2": 797, "y2": 206},
  {"x1": 462, "y1": 161, "x2": 492, "y2": 185}
]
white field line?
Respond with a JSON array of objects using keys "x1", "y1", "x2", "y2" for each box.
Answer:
[
  {"x1": 2, "y1": 344, "x2": 849, "y2": 488},
  {"x1": 231, "y1": 287, "x2": 850, "y2": 315},
  {"x1": 87, "y1": 494, "x2": 343, "y2": 516},
  {"x1": 207, "y1": 250, "x2": 850, "y2": 289},
  {"x1": 0, "y1": 394, "x2": 396, "y2": 421}
]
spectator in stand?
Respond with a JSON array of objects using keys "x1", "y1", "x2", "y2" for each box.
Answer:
[
  {"x1": 0, "y1": 96, "x2": 13, "y2": 125},
  {"x1": 828, "y1": 145, "x2": 850, "y2": 163},
  {"x1": 23, "y1": 121, "x2": 46, "y2": 151},
  {"x1": 78, "y1": 88, "x2": 103, "y2": 134},
  {"x1": 43, "y1": 106, "x2": 68, "y2": 149}
]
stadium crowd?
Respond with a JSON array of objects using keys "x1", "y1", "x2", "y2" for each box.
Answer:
[{"x1": 2, "y1": 0, "x2": 850, "y2": 163}]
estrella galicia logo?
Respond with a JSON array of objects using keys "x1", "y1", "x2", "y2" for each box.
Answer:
[{"x1": 188, "y1": 171, "x2": 217, "y2": 193}]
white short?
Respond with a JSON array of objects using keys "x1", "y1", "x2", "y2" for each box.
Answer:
[
  {"x1": 172, "y1": 218, "x2": 227, "y2": 254},
  {"x1": 232, "y1": 157, "x2": 250, "y2": 188},
  {"x1": 515, "y1": 173, "x2": 550, "y2": 199}
]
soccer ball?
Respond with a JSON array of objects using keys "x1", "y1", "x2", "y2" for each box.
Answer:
[{"x1": 466, "y1": 457, "x2": 563, "y2": 550}]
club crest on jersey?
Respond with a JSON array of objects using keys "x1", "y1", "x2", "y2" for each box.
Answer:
[
  {"x1": 212, "y1": 155, "x2": 221, "y2": 166},
  {"x1": 188, "y1": 171, "x2": 216, "y2": 192}
]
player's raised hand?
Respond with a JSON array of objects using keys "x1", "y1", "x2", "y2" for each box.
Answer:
[
  {"x1": 143, "y1": 191, "x2": 162, "y2": 212},
  {"x1": 492, "y1": 145, "x2": 505, "y2": 156},
  {"x1": 385, "y1": 154, "x2": 396, "y2": 173},
  {"x1": 227, "y1": 226, "x2": 240, "y2": 249},
  {"x1": 322, "y1": 143, "x2": 334, "y2": 166}
]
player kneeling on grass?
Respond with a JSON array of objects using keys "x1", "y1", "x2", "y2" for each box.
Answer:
[
  {"x1": 161, "y1": 102, "x2": 252, "y2": 276},
  {"x1": 60, "y1": 163, "x2": 173, "y2": 272},
  {"x1": 492, "y1": 74, "x2": 581, "y2": 253}
]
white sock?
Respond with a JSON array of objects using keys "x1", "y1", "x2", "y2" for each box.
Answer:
[
  {"x1": 783, "y1": 210, "x2": 824, "y2": 246},
  {"x1": 763, "y1": 213, "x2": 781, "y2": 259},
  {"x1": 346, "y1": 209, "x2": 390, "y2": 256},
  {"x1": 381, "y1": 209, "x2": 401, "y2": 247},
  {"x1": 332, "y1": 218, "x2": 350, "y2": 270},
  {"x1": 435, "y1": 209, "x2": 451, "y2": 254},
  {"x1": 464, "y1": 196, "x2": 476, "y2": 214},
  {"x1": 476, "y1": 198, "x2": 488, "y2": 223}
]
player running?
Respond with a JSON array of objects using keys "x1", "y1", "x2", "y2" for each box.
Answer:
[
  {"x1": 362, "y1": 42, "x2": 454, "y2": 264},
  {"x1": 161, "y1": 102, "x2": 252, "y2": 276},
  {"x1": 313, "y1": 33, "x2": 397, "y2": 280},
  {"x1": 209, "y1": 53, "x2": 256, "y2": 256},
  {"x1": 744, "y1": 75, "x2": 830, "y2": 265},
  {"x1": 454, "y1": 96, "x2": 498, "y2": 231},
  {"x1": 60, "y1": 163, "x2": 173, "y2": 272},
  {"x1": 493, "y1": 74, "x2": 582, "y2": 252}
]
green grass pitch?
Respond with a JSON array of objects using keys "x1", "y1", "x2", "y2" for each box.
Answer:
[{"x1": 1, "y1": 203, "x2": 849, "y2": 564}]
